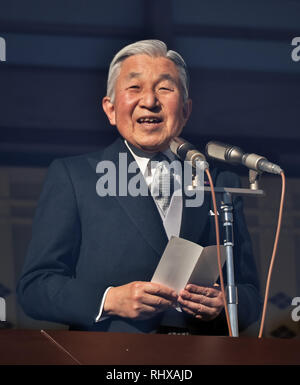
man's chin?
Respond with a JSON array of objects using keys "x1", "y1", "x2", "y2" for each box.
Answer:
[{"x1": 136, "y1": 141, "x2": 169, "y2": 153}]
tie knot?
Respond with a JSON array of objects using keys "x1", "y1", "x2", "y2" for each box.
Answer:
[{"x1": 151, "y1": 152, "x2": 170, "y2": 165}]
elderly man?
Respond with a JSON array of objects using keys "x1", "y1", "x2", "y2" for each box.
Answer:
[{"x1": 17, "y1": 40, "x2": 261, "y2": 334}]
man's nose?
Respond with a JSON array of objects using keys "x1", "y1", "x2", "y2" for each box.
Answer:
[{"x1": 139, "y1": 89, "x2": 159, "y2": 109}]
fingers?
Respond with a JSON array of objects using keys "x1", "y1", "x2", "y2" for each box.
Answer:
[
  {"x1": 131, "y1": 282, "x2": 177, "y2": 312},
  {"x1": 178, "y1": 298, "x2": 218, "y2": 320},
  {"x1": 143, "y1": 282, "x2": 178, "y2": 301},
  {"x1": 183, "y1": 284, "x2": 222, "y2": 298},
  {"x1": 104, "y1": 281, "x2": 178, "y2": 320},
  {"x1": 177, "y1": 284, "x2": 224, "y2": 321},
  {"x1": 104, "y1": 281, "x2": 224, "y2": 322}
]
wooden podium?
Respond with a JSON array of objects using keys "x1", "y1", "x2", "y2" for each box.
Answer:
[{"x1": 0, "y1": 329, "x2": 300, "y2": 365}]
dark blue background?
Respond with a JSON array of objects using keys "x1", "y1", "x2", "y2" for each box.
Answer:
[{"x1": 0, "y1": 0, "x2": 299, "y2": 176}]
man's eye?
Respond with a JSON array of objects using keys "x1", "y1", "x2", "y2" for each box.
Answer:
[
  {"x1": 159, "y1": 87, "x2": 172, "y2": 91},
  {"x1": 129, "y1": 85, "x2": 139, "y2": 89}
]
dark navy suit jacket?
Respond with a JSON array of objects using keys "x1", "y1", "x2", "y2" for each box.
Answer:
[{"x1": 17, "y1": 137, "x2": 261, "y2": 334}]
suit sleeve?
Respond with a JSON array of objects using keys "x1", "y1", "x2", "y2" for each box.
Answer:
[{"x1": 17, "y1": 159, "x2": 104, "y2": 326}]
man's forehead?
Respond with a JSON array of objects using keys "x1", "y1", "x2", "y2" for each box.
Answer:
[
  {"x1": 119, "y1": 55, "x2": 179, "y2": 79},
  {"x1": 127, "y1": 71, "x2": 142, "y2": 79},
  {"x1": 126, "y1": 71, "x2": 177, "y2": 82}
]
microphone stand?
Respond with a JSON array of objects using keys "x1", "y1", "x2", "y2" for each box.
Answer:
[{"x1": 190, "y1": 171, "x2": 265, "y2": 337}]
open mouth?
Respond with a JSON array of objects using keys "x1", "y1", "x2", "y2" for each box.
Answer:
[{"x1": 137, "y1": 116, "x2": 163, "y2": 124}]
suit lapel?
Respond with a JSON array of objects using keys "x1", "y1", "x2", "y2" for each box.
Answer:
[
  {"x1": 179, "y1": 170, "x2": 211, "y2": 244},
  {"x1": 88, "y1": 137, "x2": 168, "y2": 257},
  {"x1": 88, "y1": 138, "x2": 216, "y2": 253}
]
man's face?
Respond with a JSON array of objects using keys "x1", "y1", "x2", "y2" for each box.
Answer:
[{"x1": 102, "y1": 54, "x2": 192, "y2": 152}]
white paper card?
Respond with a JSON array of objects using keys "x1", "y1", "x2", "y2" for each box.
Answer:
[{"x1": 151, "y1": 236, "x2": 226, "y2": 293}]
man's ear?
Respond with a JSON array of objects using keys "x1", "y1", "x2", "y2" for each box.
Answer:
[
  {"x1": 102, "y1": 96, "x2": 116, "y2": 125},
  {"x1": 183, "y1": 98, "x2": 192, "y2": 124}
]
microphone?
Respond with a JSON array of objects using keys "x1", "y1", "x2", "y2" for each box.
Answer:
[
  {"x1": 205, "y1": 141, "x2": 283, "y2": 175},
  {"x1": 170, "y1": 137, "x2": 209, "y2": 169}
]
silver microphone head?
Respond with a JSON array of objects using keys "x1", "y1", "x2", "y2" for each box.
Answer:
[
  {"x1": 206, "y1": 141, "x2": 244, "y2": 164},
  {"x1": 206, "y1": 141, "x2": 283, "y2": 174},
  {"x1": 170, "y1": 137, "x2": 209, "y2": 169},
  {"x1": 169, "y1": 137, "x2": 186, "y2": 156}
]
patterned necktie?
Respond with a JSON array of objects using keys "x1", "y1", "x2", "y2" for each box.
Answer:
[{"x1": 150, "y1": 153, "x2": 175, "y2": 215}]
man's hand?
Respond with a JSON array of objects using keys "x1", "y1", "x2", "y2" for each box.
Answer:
[
  {"x1": 177, "y1": 284, "x2": 224, "y2": 321},
  {"x1": 103, "y1": 281, "x2": 178, "y2": 320}
]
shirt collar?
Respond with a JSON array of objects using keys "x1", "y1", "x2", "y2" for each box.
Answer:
[{"x1": 124, "y1": 140, "x2": 176, "y2": 176}]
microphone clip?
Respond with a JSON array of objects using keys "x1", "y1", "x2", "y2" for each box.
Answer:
[{"x1": 249, "y1": 169, "x2": 262, "y2": 190}]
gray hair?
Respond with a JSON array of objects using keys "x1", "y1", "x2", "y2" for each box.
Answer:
[{"x1": 106, "y1": 39, "x2": 189, "y2": 103}]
